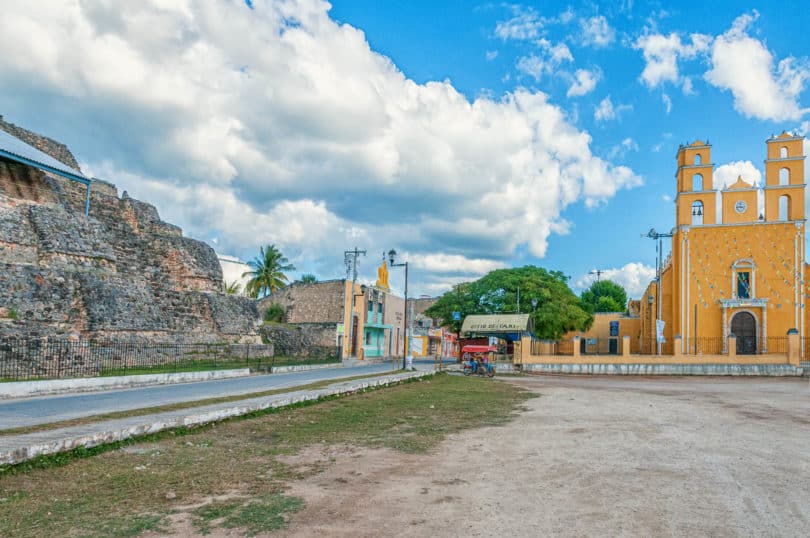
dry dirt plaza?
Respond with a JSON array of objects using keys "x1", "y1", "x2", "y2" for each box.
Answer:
[{"x1": 274, "y1": 375, "x2": 809, "y2": 537}]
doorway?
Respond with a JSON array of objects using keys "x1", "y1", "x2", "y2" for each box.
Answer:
[
  {"x1": 731, "y1": 311, "x2": 757, "y2": 354},
  {"x1": 608, "y1": 338, "x2": 618, "y2": 355},
  {"x1": 351, "y1": 316, "x2": 359, "y2": 357}
]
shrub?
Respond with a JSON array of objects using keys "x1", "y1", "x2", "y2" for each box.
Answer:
[{"x1": 264, "y1": 303, "x2": 285, "y2": 323}]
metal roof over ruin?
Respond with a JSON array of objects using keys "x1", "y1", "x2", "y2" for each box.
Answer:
[{"x1": 0, "y1": 128, "x2": 92, "y2": 215}]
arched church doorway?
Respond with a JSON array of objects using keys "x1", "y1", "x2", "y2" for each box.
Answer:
[{"x1": 731, "y1": 312, "x2": 757, "y2": 354}]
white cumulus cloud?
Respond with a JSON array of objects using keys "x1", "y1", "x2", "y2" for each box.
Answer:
[
  {"x1": 704, "y1": 11, "x2": 810, "y2": 121},
  {"x1": 575, "y1": 263, "x2": 656, "y2": 299},
  {"x1": 634, "y1": 31, "x2": 711, "y2": 88},
  {"x1": 580, "y1": 15, "x2": 615, "y2": 48},
  {"x1": 594, "y1": 96, "x2": 632, "y2": 122},
  {"x1": 567, "y1": 68, "x2": 600, "y2": 97},
  {"x1": 516, "y1": 39, "x2": 573, "y2": 82},
  {"x1": 714, "y1": 160, "x2": 763, "y2": 188},
  {"x1": 1, "y1": 0, "x2": 642, "y2": 295},
  {"x1": 495, "y1": 6, "x2": 544, "y2": 41}
]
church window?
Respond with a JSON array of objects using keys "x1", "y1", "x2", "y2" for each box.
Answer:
[
  {"x1": 778, "y1": 195, "x2": 790, "y2": 221},
  {"x1": 694, "y1": 153, "x2": 702, "y2": 165},
  {"x1": 732, "y1": 259, "x2": 755, "y2": 300},
  {"x1": 779, "y1": 167, "x2": 790, "y2": 185},
  {"x1": 691, "y1": 201, "x2": 704, "y2": 225},
  {"x1": 692, "y1": 173, "x2": 703, "y2": 191},
  {"x1": 780, "y1": 146, "x2": 788, "y2": 158},
  {"x1": 737, "y1": 272, "x2": 751, "y2": 299}
]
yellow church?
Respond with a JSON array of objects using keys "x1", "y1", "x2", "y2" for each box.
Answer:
[{"x1": 639, "y1": 132, "x2": 806, "y2": 356}]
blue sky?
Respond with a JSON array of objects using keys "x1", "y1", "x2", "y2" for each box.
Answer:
[{"x1": 1, "y1": 1, "x2": 809, "y2": 298}]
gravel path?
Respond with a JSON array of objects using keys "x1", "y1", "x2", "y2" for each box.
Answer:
[{"x1": 280, "y1": 375, "x2": 810, "y2": 537}]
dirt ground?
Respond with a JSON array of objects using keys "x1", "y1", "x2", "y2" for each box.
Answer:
[{"x1": 275, "y1": 375, "x2": 809, "y2": 537}]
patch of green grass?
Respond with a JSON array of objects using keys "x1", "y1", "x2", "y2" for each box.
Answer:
[
  {"x1": 95, "y1": 514, "x2": 166, "y2": 538},
  {"x1": 0, "y1": 374, "x2": 533, "y2": 537},
  {"x1": 191, "y1": 494, "x2": 303, "y2": 536},
  {"x1": 222, "y1": 494, "x2": 304, "y2": 535},
  {"x1": 192, "y1": 498, "x2": 245, "y2": 534}
]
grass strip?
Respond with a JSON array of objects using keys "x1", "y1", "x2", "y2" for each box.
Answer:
[
  {"x1": 0, "y1": 370, "x2": 404, "y2": 437},
  {"x1": 0, "y1": 374, "x2": 533, "y2": 538}
]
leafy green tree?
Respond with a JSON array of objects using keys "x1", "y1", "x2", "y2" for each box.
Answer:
[
  {"x1": 299, "y1": 273, "x2": 317, "y2": 284},
  {"x1": 222, "y1": 280, "x2": 242, "y2": 295},
  {"x1": 242, "y1": 244, "x2": 296, "y2": 299},
  {"x1": 424, "y1": 266, "x2": 593, "y2": 339},
  {"x1": 581, "y1": 279, "x2": 628, "y2": 313}
]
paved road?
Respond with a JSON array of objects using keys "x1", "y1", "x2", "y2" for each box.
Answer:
[{"x1": 0, "y1": 363, "x2": 406, "y2": 430}]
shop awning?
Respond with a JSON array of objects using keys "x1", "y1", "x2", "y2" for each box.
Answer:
[{"x1": 460, "y1": 314, "x2": 534, "y2": 337}]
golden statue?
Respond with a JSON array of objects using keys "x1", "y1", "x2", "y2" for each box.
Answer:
[{"x1": 376, "y1": 253, "x2": 390, "y2": 289}]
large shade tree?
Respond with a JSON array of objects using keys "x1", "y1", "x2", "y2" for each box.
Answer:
[
  {"x1": 425, "y1": 266, "x2": 593, "y2": 339},
  {"x1": 242, "y1": 244, "x2": 296, "y2": 299},
  {"x1": 580, "y1": 279, "x2": 628, "y2": 313}
]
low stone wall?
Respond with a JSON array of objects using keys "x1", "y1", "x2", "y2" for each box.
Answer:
[
  {"x1": 520, "y1": 363, "x2": 804, "y2": 376},
  {"x1": 518, "y1": 353, "x2": 790, "y2": 365},
  {"x1": 261, "y1": 323, "x2": 338, "y2": 358}
]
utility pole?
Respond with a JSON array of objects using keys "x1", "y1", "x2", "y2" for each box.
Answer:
[
  {"x1": 589, "y1": 269, "x2": 605, "y2": 281},
  {"x1": 344, "y1": 247, "x2": 366, "y2": 359},
  {"x1": 643, "y1": 228, "x2": 673, "y2": 355},
  {"x1": 388, "y1": 249, "x2": 409, "y2": 369}
]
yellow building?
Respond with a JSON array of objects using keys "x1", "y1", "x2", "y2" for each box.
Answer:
[
  {"x1": 643, "y1": 132, "x2": 806, "y2": 355},
  {"x1": 565, "y1": 312, "x2": 642, "y2": 355}
]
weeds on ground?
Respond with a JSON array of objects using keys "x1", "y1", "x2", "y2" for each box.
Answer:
[{"x1": 0, "y1": 374, "x2": 533, "y2": 537}]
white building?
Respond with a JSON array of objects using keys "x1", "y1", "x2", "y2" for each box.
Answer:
[{"x1": 217, "y1": 254, "x2": 252, "y2": 295}]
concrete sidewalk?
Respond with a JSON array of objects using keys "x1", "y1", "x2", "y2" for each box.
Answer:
[
  {"x1": 1, "y1": 360, "x2": 354, "y2": 400},
  {"x1": 0, "y1": 369, "x2": 434, "y2": 466}
]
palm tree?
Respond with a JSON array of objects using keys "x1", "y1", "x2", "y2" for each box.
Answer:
[
  {"x1": 242, "y1": 244, "x2": 296, "y2": 299},
  {"x1": 223, "y1": 280, "x2": 242, "y2": 295}
]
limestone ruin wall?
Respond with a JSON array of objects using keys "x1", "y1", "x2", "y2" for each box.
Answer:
[{"x1": 0, "y1": 118, "x2": 260, "y2": 343}]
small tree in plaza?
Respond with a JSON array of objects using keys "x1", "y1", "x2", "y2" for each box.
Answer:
[
  {"x1": 425, "y1": 266, "x2": 593, "y2": 340},
  {"x1": 243, "y1": 244, "x2": 296, "y2": 299},
  {"x1": 580, "y1": 279, "x2": 628, "y2": 313}
]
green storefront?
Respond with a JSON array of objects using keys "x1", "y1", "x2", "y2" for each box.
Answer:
[{"x1": 363, "y1": 300, "x2": 392, "y2": 358}]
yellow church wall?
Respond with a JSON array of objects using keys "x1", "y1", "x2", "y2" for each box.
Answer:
[
  {"x1": 677, "y1": 192, "x2": 717, "y2": 225},
  {"x1": 677, "y1": 221, "x2": 803, "y2": 343},
  {"x1": 655, "y1": 134, "x2": 805, "y2": 357},
  {"x1": 544, "y1": 134, "x2": 805, "y2": 365},
  {"x1": 765, "y1": 133, "x2": 803, "y2": 160},
  {"x1": 721, "y1": 187, "x2": 758, "y2": 224}
]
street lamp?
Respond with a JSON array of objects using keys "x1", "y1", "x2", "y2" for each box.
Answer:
[
  {"x1": 388, "y1": 249, "x2": 409, "y2": 369},
  {"x1": 643, "y1": 228, "x2": 673, "y2": 355}
]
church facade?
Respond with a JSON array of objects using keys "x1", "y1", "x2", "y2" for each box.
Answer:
[{"x1": 640, "y1": 132, "x2": 806, "y2": 355}]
